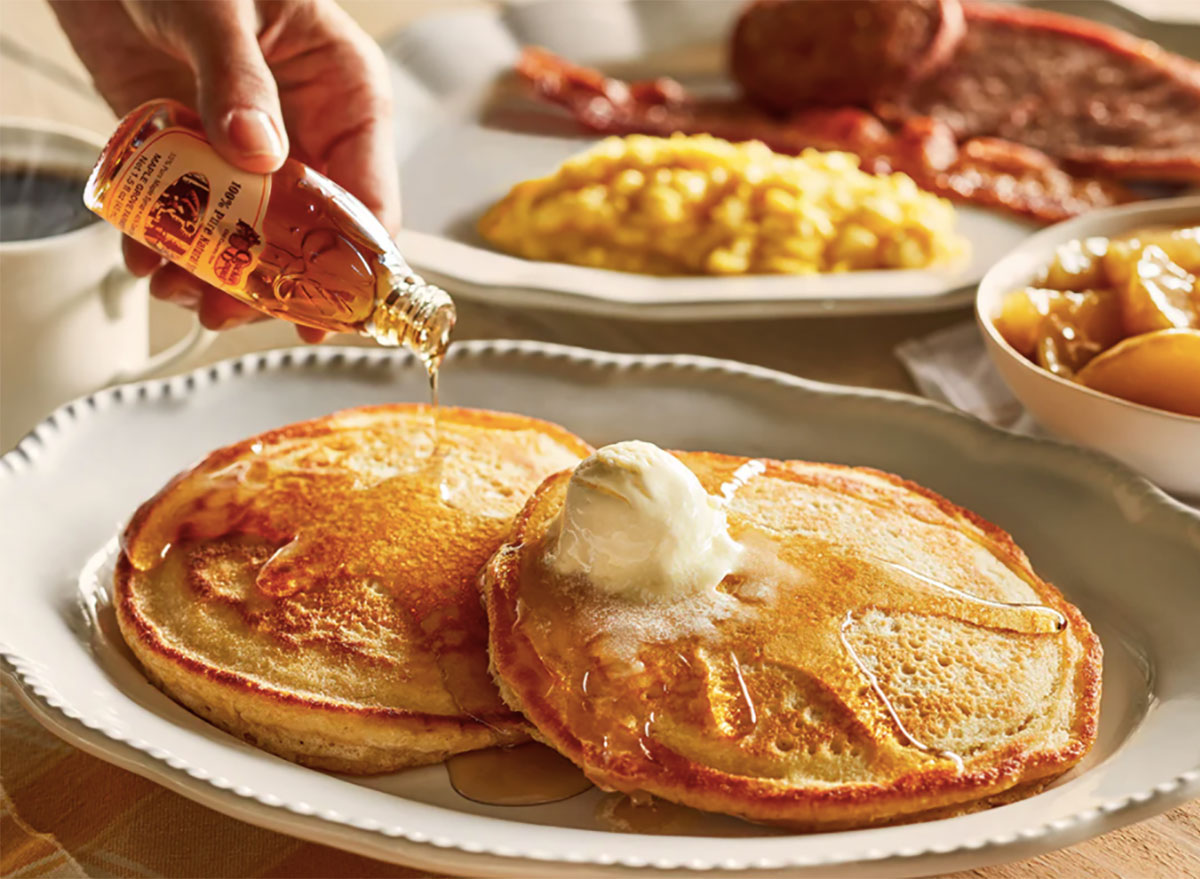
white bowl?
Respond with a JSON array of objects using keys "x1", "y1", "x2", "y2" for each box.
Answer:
[{"x1": 976, "y1": 196, "x2": 1200, "y2": 498}]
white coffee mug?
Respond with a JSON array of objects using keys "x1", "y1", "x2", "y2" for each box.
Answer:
[{"x1": 1, "y1": 119, "x2": 214, "y2": 450}]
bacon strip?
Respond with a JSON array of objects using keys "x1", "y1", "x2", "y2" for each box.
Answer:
[{"x1": 516, "y1": 48, "x2": 1132, "y2": 224}]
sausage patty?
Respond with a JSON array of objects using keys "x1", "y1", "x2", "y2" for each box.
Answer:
[{"x1": 731, "y1": 0, "x2": 966, "y2": 111}]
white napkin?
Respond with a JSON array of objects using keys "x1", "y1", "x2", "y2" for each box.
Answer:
[
  {"x1": 895, "y1": 321, "x2": 1043, "y2": 436},
  {"x1": 896, "y1": 321, "x2": 1200, "y2": 510}
]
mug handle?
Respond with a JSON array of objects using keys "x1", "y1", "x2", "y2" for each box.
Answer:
[{"x1": 101, "y1": 267, "x2": 218, "y2": 384}]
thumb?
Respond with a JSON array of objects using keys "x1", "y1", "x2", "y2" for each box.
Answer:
[{"x1": 140, "y1": 0, "x2": 288, "y2": 174}]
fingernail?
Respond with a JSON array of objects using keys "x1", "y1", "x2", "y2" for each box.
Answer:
[
  {"x1": 225, "y1": 108, "x2": 285, "y2": 159},
  {"x1": 170, "y1": 290, "x2": 202, "y2": 310}
]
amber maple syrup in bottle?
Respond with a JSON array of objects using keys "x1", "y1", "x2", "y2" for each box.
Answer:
[{"x1": 84, "y1": 99, "x2": 455, "y2": 384}]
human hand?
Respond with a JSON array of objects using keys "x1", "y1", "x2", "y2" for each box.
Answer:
[{"x1": 52, "y1": 0, "x2": 400, "y2": 343}]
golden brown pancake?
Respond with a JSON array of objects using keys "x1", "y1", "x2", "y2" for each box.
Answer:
[
  {"x1": 117, "y1": 404, "x2": 592, "y2": 773},
  {"x1": 482, "y1": 451, "x2": 1101, "y2": 829}
]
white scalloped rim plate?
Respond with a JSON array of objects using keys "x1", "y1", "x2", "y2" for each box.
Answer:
[
  {"x1": 384, "y1": 0, "x2": 1044, "y2": 320},
  {"x1": 3, "y1": 342, "x2": 1200, "y2": 877}
]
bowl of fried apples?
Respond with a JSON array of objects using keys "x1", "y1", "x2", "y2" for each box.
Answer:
[{"x1": 977, "y1": 196, "x2": 1200, "y2": 497}]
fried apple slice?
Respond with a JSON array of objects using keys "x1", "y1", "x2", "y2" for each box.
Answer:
[
  {"x1": 995, "y1": 287, "x2": 1123, "y2": 368},
  {"x1": 1075, "y1": 328, "x2": 1200, "y2": 416},
  {"x1": 1039, "y1": 236, "x2": 1110, "y2": 290}
]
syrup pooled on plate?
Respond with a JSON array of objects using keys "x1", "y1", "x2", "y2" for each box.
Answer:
[
  {"x1": 447, "y1": 742, "x2": 593, "y2": 806},
  {"x1": 595, "y1": 793, "x2": 712, "y2": 835}
]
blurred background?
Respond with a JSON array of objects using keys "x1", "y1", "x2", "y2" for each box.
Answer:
[{"x1": 1, "y1": 0, "x2": 1197, "y2": 448}]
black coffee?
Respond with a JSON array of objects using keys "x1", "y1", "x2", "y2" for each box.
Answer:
[{"x1": 0, "y1": 165, "x2": 98, "y2": 242}]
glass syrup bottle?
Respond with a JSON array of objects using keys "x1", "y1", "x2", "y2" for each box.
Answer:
[{"x1": 84, "y1": 99, "x2": 454, "y2": 376}]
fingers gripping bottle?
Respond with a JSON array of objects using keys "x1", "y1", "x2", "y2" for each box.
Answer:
[{"x1": 84, "y1": 99, "x2": 454, "y2": 373}]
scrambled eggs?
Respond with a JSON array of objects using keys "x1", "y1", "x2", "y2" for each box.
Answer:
[{"x1": 478, "y1": 134, "x2": 967, "y2": 276}]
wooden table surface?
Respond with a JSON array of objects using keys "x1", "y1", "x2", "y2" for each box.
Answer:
[{"x1": 1, "y1": 2, "x2": 1196, "y2": 877}]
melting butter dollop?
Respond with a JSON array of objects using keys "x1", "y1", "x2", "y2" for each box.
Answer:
[{"x1": 546, "y1": 440, "x2": 741, "y2": 601}]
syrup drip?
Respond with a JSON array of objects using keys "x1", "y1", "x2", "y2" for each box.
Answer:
[
  {"x1": 719, "y1": 459, "x2": 766, "y2": 501},
  {"x1": 876, "y1": 559, "x2": 1067, "y2": 633},
  {"x1": 446, "y1": 742, "x2": 593, "y2": 806},
  {"x1": 728, "y1": 651, "x2": 757, "y2": 729},
  {"x1": 427, "y1": 360, "x2": 441, "y2": 451},
  {"x1": 834, "y1": 557, "x2": 1066, "y2": 770},
  {"x1": 839, "y1": 610, "x2": 965, "y2": 772}
]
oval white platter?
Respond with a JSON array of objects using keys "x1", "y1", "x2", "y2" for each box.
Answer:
[
  {"x1": 386, "y1": 0, "x2": 1041, "y2": 320},
  {"x1": 2, "y1": 342, "x2": 1200, "y2": 877}
]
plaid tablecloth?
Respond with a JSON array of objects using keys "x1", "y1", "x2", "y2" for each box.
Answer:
[{"x1": 0, "y1": 687, "x2": 433, "y2": 879}]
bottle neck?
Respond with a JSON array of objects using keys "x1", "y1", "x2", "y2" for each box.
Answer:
[{"x1": 366, "y1": 272, "x2": 456, "y2": 370}]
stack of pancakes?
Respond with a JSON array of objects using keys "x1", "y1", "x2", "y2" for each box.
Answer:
[{"x1": 117, "y1": 405, "x2": 1100, "y2": 827}]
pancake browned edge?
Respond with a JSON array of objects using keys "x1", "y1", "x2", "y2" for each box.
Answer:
[
  {"x1": 482, "y1": 451, "x2": 1102, "y2": 830},
  {"x1": 116, "y1": 404, "x2": 592, "y2": 774}
]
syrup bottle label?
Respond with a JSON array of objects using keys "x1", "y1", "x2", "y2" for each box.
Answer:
[{"x1": 101, "y1": 128, "x2": 270, "y2": 291}]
